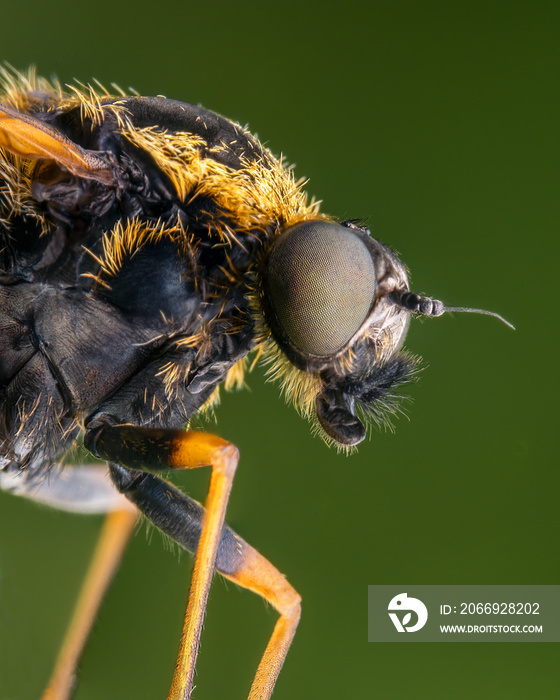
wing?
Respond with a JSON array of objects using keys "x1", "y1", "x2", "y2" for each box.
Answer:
[{"x1": 0, "y1": 101, "x2": 115, "y2": 183}]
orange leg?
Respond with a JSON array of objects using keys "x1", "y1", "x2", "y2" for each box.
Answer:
[
  {"x1": 225, "y1": 545, "x2": 302, "y2": 700},
  {"x1": 41, "y1": 506, "x2": 138, "y2": 700},
  {"x1": 90, "y1": 427, "x2": 239, "y2": 700},
  {"x1": 89, "y1": 425, "x2": 301, "y2": 700},
  {"x1": 166, "y1": 433, "x2": 239, "y2": 700}
]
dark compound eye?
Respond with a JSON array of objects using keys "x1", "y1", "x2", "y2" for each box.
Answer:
[{"x1": 263, "y1": 221, "x2": 377, "y2": 356}]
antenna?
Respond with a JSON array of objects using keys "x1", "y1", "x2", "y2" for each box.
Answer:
[{"x1": 390, "y1": 291, "x2": 515, "y2": 330}]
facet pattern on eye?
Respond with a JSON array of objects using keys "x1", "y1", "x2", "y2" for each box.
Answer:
[{"x1": 265, "y1": 221, "x2": 377, "y2": 356}]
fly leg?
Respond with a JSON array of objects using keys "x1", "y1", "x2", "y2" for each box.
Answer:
[
  {"x1": 85, "y1": 422, "x2": 301, "y2": 700},
  {"x1": 85, "y1": 423, "x2": 239, "y2": 700},
  {"x1": 0, "y1": 465, "x2": 138, "y2": 700},
  {"x1": 223, "y1": 545, "x2": 302, "y2": 700},
  {"x1": 41, "y1": 509, "x2": 137, "y2": 700}
]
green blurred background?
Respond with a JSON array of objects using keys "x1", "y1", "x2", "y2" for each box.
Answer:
[{"x1": 0, "y1": 1, "x2": 558, "y2": 698}]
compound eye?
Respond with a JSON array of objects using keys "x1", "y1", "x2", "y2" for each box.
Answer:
[{"x1": 263, "y1": 221, "x2": 377, "y2": 356}]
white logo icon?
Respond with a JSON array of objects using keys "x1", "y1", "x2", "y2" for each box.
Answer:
[{"x1": 388, "y1": 592, "x2": 428, "y2": 632}]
